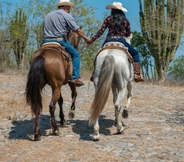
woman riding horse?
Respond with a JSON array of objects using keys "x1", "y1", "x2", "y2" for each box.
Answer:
[{"x1": 87, "y1": 2, "x2": 144, "y2": 82}]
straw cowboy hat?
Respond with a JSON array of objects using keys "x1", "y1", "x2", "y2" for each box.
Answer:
[
  {"x1": 106, "y1": 2, "x2": 128, "y2": 12},
  {"x1": 56, "y1": 0, "x2": 75, "y2": 8}
]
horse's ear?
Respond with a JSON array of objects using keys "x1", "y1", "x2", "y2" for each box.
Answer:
[{"x1": 80, "y1": 26, "x2": 82, "y2": 29}]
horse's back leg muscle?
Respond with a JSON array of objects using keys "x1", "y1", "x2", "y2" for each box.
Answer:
[
  {"x1": 49, "y1": 87, "x2": 61, "y2": 135},
  {"x1": 112, "y1": 82, "x2": 127, "y2": 134},
  {"x1": 122, "y1": 81, "x2": 133, "y2": 118},
  {"x1": 58, "y1": 93, "x2": 67, "y2": 126},
  {"x1": 68, "y1": 82, "x2": 77, "y2": 119}
]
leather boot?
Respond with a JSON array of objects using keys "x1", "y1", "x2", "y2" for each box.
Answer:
[{"x1": 133, "y1": 62, "x2": 144, "y2": 82}]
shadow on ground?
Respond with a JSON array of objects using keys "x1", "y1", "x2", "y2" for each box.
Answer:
[
  {"x1": 71, "y1": 115, "x2": 115, "y2": 141},
  {"x1": 9, "y1": 115, "x2": 51, "y2": 141},
  {"x1": 8, "y1": 114, "x2": 116, "y2": 141}
]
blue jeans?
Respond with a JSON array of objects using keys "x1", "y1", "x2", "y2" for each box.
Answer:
[
  {"x1": 104, "y1": 38, "x2": 140, "y2": 62},
  {"x1": 42, "y1": 39, "x2": 80, "y2": 79}
]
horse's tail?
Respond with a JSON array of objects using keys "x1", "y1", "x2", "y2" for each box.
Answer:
[
  {"x1": 25, "y1": 56, "x2": 46, "y2": 116},
  {"x1": 89, "y1": 55, "x2": 115, "y2": 125}
]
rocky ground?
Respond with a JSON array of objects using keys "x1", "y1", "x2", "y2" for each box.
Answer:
[{"x1": 0, "y1": 74, "x2": 184, "y2": 162}]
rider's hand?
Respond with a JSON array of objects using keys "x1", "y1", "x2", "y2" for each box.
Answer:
[{"x1": 85, "y1": 38, "x2": 93, "y2": 44}]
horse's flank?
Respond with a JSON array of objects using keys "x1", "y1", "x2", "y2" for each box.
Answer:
[{"x1": 43, "y1": 49, "x2": 72, "y2": 85}]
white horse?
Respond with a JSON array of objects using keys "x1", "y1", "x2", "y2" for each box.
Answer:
[{"x1": 89, "y1": 37, "x2": 134, "y2": 141}]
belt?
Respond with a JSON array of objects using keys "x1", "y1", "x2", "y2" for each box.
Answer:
[
  {"x1": 107, "y1": 36, "x2": 124, "y2": 39},
  {"x1": 43, "y1": 37, "x2": 64, "y2": 41}
]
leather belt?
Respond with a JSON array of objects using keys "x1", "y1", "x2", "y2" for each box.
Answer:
[
  {"x1": 107, "y1": 36, "x2": 124, "y2": 38},
  {"x1": 43, "y1": 37, "x2": 64, "y2": 41}
]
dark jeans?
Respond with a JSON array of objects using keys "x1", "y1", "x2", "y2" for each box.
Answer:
[{"x1": 104, "y1": 38, "x2": 140, "y2": 62}]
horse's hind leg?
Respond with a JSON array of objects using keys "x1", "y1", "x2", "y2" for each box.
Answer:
[
  {"x1": 49, "y1": 87, "x2": 61, "y2": 135},
  {"x1": 58, "y1": 93, "x2": 67, "y2": 126},
  {"x1": 112, "y1": 85, "x2": 126, "y2": 134},
  {"x1": 122, "y1": 81, "x2": 133, "y2": 118},
  {"x1": 93, "y1": 119, "x2": 100, "y2": 141},
  {"x1": 68, "y1": 82, "x2": 77, "y2": 119},
  {"x1": 112, "y1": 85, "x2": 118, "y2": 125},
  {"x1": 34, "y1": 112, "x2": 41, "y2": 141}
]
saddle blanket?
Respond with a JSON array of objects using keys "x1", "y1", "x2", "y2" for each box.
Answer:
[{"x1": 93, "y1": 42, "x2": 134, "y2": 64}]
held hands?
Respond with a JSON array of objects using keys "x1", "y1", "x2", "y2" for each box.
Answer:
[{"x1": 85, "y1": 38, "x2": 93, "y2": 45}]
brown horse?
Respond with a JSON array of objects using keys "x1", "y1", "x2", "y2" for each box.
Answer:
[{"x1": 25, "y1": 32, "x2": 80, "y2": 141}]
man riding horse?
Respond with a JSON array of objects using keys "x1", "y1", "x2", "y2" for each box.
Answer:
[{"x1": 42, "y1": 0, "x2": 90, "y2": 87}]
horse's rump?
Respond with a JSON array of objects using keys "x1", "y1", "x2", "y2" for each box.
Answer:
[{"x1": 30, "y1": 43, "x2": 73, "y2": 86}]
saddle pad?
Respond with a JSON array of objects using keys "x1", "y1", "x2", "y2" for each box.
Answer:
[
  {"x1": 31, "y1": 43, "x2": 71, "y2": 63},
  {"x1": 93, "y1": 42, "x2": 134, "y2": 65},
  {"x1": 42, "y1": 42, "x2": 61, "y2": 46},
  {"x1": 103, "y1": 41, "x2": 128, "y2": 50}
]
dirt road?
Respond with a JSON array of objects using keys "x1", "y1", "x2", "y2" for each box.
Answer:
[{"x1": 0, "y1": 74, "x2": 184, "y2": 162}]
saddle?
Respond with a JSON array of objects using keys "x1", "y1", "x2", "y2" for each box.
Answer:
[
  {"x1": 32, "y1": 42, "x2": 71, "y2": 62},
  {"x1": 93, "y1": 42, "x2": 134, "y2": 65}
]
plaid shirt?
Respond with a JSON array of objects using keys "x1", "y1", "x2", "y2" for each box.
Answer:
[{"x1": 91, "y1": 15, "x2": 131, "y2": 41}]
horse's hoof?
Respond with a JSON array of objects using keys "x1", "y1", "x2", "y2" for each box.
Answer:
[
  {"x1": 60, "y1": 119, "x2": 67, "y2": 126},
  {"x1": 117, "y1": 126, "x2": 125, "y2": 134},
  {"x1": 92, "y1": 136, "x2": 100, "y2": 141},
  {"x1": 34, "y1": 135, "x2": 41, "y2": 141},
  {"x1": 68, "y1": 111, "x2": 75, "y2": 119},
  {"x1": 122, "y1": 109, "x2": 128, "y2": 118},
  {"x1": 92, "y1": 134, "x2": 100, "y2": 141},
  {"x1": 53, "y1": 130, "x2": 59, "y2": 136}
]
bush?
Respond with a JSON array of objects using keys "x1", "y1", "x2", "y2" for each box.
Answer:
[{"x1": 167, "y1": 55, "x2": 184, "y2": 81}]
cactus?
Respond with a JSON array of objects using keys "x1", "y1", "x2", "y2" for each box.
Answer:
[
  {"x1": 139, "y1": 0, "x2": 184, "y2": 80},
  {"x1": 9, "y1": 8, "x2": 29, "y2": 69}
]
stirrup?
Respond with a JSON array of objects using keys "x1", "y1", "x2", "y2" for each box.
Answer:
[{"x1": 69, "y1": 78, "x2": 84, "y2": 87}]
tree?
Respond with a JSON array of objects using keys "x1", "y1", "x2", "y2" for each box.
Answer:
[
  {"x1": 0, "y1": 2, "x2": 12, "y2": 70},
  {"x1": 131, "y1": 31, "x2": 153, "y2": 80},
  {"x1": 139, "y1": 0, "x2": 184, "y2": 81},
  {"x1": 167, "y1": 55, "x2": 184, "y2": 80},
  {"x1": 33, "y1": 23, "x2": 44, "y2": 48},
  {"x1": 9, "y1": 8, "x2": 29, "y2": 69},
  {"x1": 0, "y1": 30, "x2": 11, "y2": 69}
]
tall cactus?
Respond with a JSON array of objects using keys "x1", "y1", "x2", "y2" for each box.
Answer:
[
  {"x1": 9, "y1": 8, "x2": 29, "y2": 69},
  {"x1": 139, "y1": 0, "x2": 184, "y2": 80}
]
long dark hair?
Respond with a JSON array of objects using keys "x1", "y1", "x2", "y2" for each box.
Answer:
[{"x1": 111, "y1": 9, "x2": 126, "y2": 35}]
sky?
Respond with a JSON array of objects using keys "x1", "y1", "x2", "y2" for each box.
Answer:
[{"x1": 6, "y1": 0, "x2": 184, "y2": 57}]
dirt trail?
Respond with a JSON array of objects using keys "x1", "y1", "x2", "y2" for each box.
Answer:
[{"x1": 0, "y1": 74, "x2": 184, "y2": 162}]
